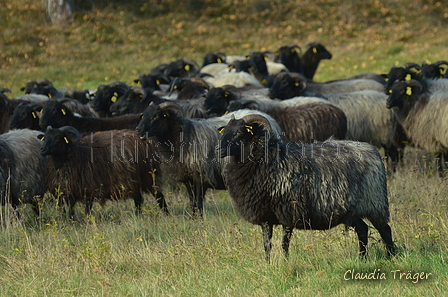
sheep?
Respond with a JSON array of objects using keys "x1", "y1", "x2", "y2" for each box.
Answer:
[
  {"x1": 133, "y1": 72, "x2": 171, "y2": 92},
  {"x1": 421, "y1": 60, "x2": 448, "y2": 79},
  {"x1": 385, "y1": 63, "x2": 448, "y2": 94},
  {"x1": 135, "y1": 101, "x2": 281, "y2": 217},
  {"x1": 215, "y1": 114, "x2": 397, "y2": 262},
  {"x1": 0, "y1": 89, "x2": 48, "y2": 134},
  {"x1": 168, "y1": 77, "x2": 209, "y2": 100},
  {"x1": 203, "y1": 71, "x2": 263, "y2": 88},
  {"x1": 203, "y1": 85, "x2": 347, "y2": 142},
  {"x1": 273, "y1": 44, "x2": 303, "y2": 74},
  {"x1": 109, "y1": 87, "x2": 165, "y2": 116},
  {"x1": 0, "y1": 129, "x2": 46, "y2": 214},
  {"x1": 162, "y1": 58, "x2": 200, "y2": 79},
  {"x1": 301, "y1": 42, "x2": 333, "y2": 81},
  {"x1": 38, "y1": 126, "x2": 168, "y2": 217},
  {"x1": 201, "y1": 51, "x2": 227, "y2": 67},
  {"x1": 386, "y1": 79, "x2": 448, "y2": 161},
  {"x1": 39, "y1": 99, "x2": 141, "y2": 134},
  {"x1": 89, "y1": 81, "x2": 130, "y2": 118},
  {"x1": 268, "y1": 72, "x2": 385, "y2": 99},
  {"x1": 9, "y1": 102, "x2": 43, "y2": 131}
]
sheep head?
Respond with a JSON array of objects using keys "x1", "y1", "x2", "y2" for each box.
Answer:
[
  {"x1": 135, "y1": 101, "x2": 184, "y2": 140},
  {"x1": 268, "y1": 72, "x2": 307, "y2": 99},
  {"x1": 38, "y1": 125, "x2": 81, "y2": 157},
  {"x1": 422, "y1": 60, "x2": 448, "y2": 79},
  {"x1": 386, "y1": 79, "x2": 423, "y2": 109},
  {"x1": 203, "y1": 85, "x2": 241, "y2": 116},
  {"x1": 216, "y1": 114, "x2": 274, "y2": 159},
  {"x1": 39, "y1": 100, "x2": 74, "y2": 131}
]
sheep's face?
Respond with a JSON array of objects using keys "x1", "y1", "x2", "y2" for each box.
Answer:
[
  {"x1": 135, "y1": 105, "x2": 175, "y2": 140},
  {"x1": 204, "y1": 88, "x2": 235, "y2": 116},
  {"x1": 385, "y1": 67, "x2": 422, "y2": 91},
  {"x1": 386, "y1": 80, "x2": 422, "y2": 109},
  {"x1": 89, "y1": 83, "x2": 129, "y2": 114},
  {"x1": 38, "y1": 127, "x2": 77, "y2": 157},
  {"x1": 109, "y1": 89, "x2": 141, "y2": 116},
  {"x1": 9, "y1": 103, "x2": 41, "y2": 130},
  {"x1": 39, "y1": 101, "x2": 73, "y2": 131},
  {"x1": 268, "y1": 73, "x2": 306, "y2": 100}
]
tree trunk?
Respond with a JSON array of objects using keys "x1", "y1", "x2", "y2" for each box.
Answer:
[{"x1": 44, "y1": 0, "x2": 74, "y2": 24}]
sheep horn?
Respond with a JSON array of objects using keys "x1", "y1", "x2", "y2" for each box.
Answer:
[
  {"x1": 168, "y1": 77, "x2": 181, "y2": 96},
  {"x1": 221, "y1": 85, "x2": 242, "y2": 100},
  {"x1": 290, "y1": 44, "x2": 302, "y2": 54},
  {"x1": 59, "y1": 125, "x2": 82, "y2": 141},
  {"x1": 158, "y1": 101, "x2": 184, "y2": 117},
  {"x1": 0, "y1": 88, "x2": 12, "y2": 94},
  {"x1": 402, "y1": 63, "x2": 422, "y2": 72},
  {"x1": 242, "y1": 114, "x2": 272, "y2": 133},
  {"x1": 433, "y1": 60, "x2": 448, "y2": 67},
  {"x1": 190, "y1": 77, "x2": 210, "y2": 90},
  {"x1": 404, "y1": 79, "x2": 423, "y2": 92}
]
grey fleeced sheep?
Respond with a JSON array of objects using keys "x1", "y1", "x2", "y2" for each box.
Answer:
[
  {"x1": 387, "y1": 79, "x2": 448, "y2": 155},
  {"x1": 0, "y1": 129, "x2": 46, "y2": 213},
  {"x1": 135, "y1": 101, "x2": 281, "y2": 216},
  {"x1": 216, "y1": 114, "x2": 397, "y2": 262}
]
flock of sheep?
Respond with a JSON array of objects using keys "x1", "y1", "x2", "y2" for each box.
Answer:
[{"x1": 1, "y1": 41, "x2": 448, "y2": 261}]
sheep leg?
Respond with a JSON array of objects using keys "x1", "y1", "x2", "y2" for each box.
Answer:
[
  {"x1": 261, "y1": 222, "x2": 273, "y2": 263},
  {"x1": 371, "y1": 222, "x2": 397, "y2": 258},
  {"x1": 148, "y1": 188, "x2": 169, "y2": 215},
  {"x1": 184, "y1": 181, "x2": 205, "y2": 217},
  {"x1": 133, "y1": 193, "x2": 143, "y2": 215},
  {"x1": 351, "y1": 218, "x2": 369, "y2": 258},
  {"x1": 282, "y1": 225, "x2": 293, "y2": 258}
]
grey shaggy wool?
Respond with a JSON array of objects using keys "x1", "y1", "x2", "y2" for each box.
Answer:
[
  {"x1": 0, "y1": 129, "x2": 46, "y2": 209},
  {"x1": 322, "y1": 90, "x2": 395, "y2": 148}
]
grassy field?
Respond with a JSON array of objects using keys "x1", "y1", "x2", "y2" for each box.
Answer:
[{"x1": 1, "y1": 0, "x2": 448, "y2": 296}]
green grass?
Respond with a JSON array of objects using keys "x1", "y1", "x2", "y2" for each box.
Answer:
[{"x1": 1, "y1": 0, "x2": 448, "y2": 295}]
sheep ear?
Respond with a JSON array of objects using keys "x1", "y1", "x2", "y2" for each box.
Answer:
[{"x1": 406, "y1": 87, "x2": 412, "y2": 96}]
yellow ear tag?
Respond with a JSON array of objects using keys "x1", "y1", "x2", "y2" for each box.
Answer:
[
  {"x1": 140, "y1": 113, "x2": 144, "y2": 119},
  {"x1": 138, "y1": 93, "x2": 143, "y2": 98},
  {"x1": 48, "y1": 93, "x2": 53, "y2": 99},
  {"x1": 245, "y1": 125, "x2": 253, "y2": 135},
  {"x1": 224, "y1": 110, "x2": 229, "y2": 115},
  {"x1": 156, "y1": 79, "x2": 161, "y2": 85},
  {"x1": 229, "y1": 65, "x2": 235, "y2": 70},
  {"x1": 262, "y1": 79, "x2": 267, "y2": 84},
  {"x1": 405, "y1": 74, "x2": 411, "y2": 81},
  {"x1": 312, "y1": 47, "x2": 318, "y2": 54},
  {"x1": 40, "y1": 136, "x2": 44, "y2": 141},
  {"x1": 264, "y1": 56, "x2": 268, "y2": 61},
  {"x1": 61, "y1": 109, "x2": 66, "y2": 115},
  {"x1": 184, "y1": 64, "x2": 191, "y2": 71},
  {"x1": 246, "y1": 55, "x2": 251, "y2": 60},
  {"x1": 64, "y1": 137, "x2": 69, "y2": 144},
  {"x1": 40, "y1": 109, "x2": 44, "y2": 113},
  {"x1": 294, "y1": 82, "x2": 300, "y2": 87},
  {"x1": 275, "y1": 51, "x2": 279, "y2": 56},
  {"x1": 406, "y1": 86, "x2": 412, "y2": 96},
  {"x1": 163, "y1": 113, "x2": 169, "y2": 118},
  {"x1": 224, "y1": 91, "x2": 230, "y2": 97},
  {"x1": 219, "y1": 127, "x2": 225, "y2": 134},
  {"x1": 111, "y1": 96, "x2": 117, "y2": 102},
  {"x1": 440, "y1": 67, "x2": 447, "y2": 75},
  {"x1": 387, "y1": 89, "x2": 392, "y2": 94},
  {"x1": 217, "y1": 58, "x2": 222, "y2": 63},
  {"x1": 32, "y1": 112, "x2": 37, "y2": 119}
]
